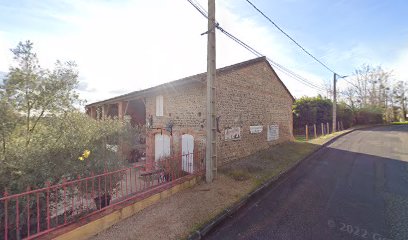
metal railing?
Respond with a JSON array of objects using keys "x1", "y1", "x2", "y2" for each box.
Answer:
[{"x1": 1, "y1": 150, "x2": 205, "y2": 240}]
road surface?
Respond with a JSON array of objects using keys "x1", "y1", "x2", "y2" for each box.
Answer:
[{"x1": 205, "y1": 125, "x2": 408, "y2": 240}]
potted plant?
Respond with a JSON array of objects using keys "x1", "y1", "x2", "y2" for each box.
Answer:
[{"x1": 75, "y1": 147, "x2": 126, "y2": 210}]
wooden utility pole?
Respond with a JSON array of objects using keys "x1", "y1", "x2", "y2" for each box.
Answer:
[
  {"x1": 305, "y1": 125, "x2": 309, "y2": 141},
  {"x1": 332, "y1": 73, "x2": 337, "y2": 133},
  {"x1": 321, "y1": 123, "x2": 324, "y2": 136},
  {"x1": 314, "y1": 124, "x2": 317, "y2": 138},
  {"x1": 206, "y1": 0, "x2": 217, "y2": 183}
]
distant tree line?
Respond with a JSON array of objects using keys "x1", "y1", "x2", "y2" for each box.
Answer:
[
  {"x1": 293, "y1": 64, "x2": 407, "y2": 130},
  {"x1": 341, "y1": 64, "x2": 407, "y2": 122},
  {"x1": 293, "y1": 96, "x2": 354, "y2": 130}
]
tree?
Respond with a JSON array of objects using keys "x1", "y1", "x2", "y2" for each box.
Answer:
[
  {"x1": 348, "y1": 64, "x2": 391, "y2": 109},
  {"x1": 339, "y1": 64, "x2": 394, "y2": 123},
  {"x1": 0, "y1": 41, "x2": 136, "y2": 239},
  {"x1": 0, "y1": 41, "x2": 127, "y2": 194},
  {"x1": 292, "y1": 95, "x2": 332, "y2": 129},
  {"x1": 3, "y1": 40, "x2": 80, "y2": 147},
  {"x1": 393, "y1": 80, "x2": 408, "y2": 121}
]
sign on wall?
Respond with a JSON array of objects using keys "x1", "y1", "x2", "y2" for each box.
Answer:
[
  {"x1": 267, "y1": 125, "x2": 279, "y2": 141},
  {"x1": 250, "y1": 126, "x2": 263, "y2": 134},
  {"x1": 225, "y1": 127, "x2": 241, "y2": 141}
]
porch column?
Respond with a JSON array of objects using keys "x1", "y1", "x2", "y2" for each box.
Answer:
[
  {"x1": 90, "y1": 106, "x2": 97, "y2": 119},
  {"x1": 118, "y1": 101, "x2": 125, "y2": 120},
  {"x1": 145, "y1": 133, "x2": 154, "y2": 171},
  {"x1": 102, "y1": 105, "x2": 108, "y2": 119}
]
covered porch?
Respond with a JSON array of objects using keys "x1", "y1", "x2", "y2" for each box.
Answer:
[{"x1": 86, "y1": 98, "x2": 147, "y2": 164}]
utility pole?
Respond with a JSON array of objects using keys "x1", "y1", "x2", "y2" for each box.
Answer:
[
  {"x1": 332, "y1": 73, "x2": 337, "y2": 132},
  {"x1": 206, "y1": 0, "x2": 216, "y2": 183}
]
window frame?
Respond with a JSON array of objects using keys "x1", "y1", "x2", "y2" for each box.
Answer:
[{"x1": 156, "y1": 95, "x2": 164, "y2": 116}]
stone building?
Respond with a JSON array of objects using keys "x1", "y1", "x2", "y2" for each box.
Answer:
[{"x1": 85, "y1": 56, "x2": 294, "y2": 169}]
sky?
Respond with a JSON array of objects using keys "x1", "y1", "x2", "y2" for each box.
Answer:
[{"x1": 0, "y1": 0, "x2": 407, "y2": 105}]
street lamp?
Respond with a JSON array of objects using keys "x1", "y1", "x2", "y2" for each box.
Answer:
[{"x1": 333, "y1": 74, "x2": 348, "y2": 132}]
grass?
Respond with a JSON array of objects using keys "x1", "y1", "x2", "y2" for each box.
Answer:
[
  {"x1": 220, "y1": 141, "x2": 319, "y2": 188},
  {"x1": 294, "y1": 135, "x2": 307, "y2": 142},
  {"x1": 392, "y1": 121, "x2": 408, "y2": 125},
  {"x1": 221, "y1": 128, "x2": 354, "y2": 186},
  {"x1": 227, "y1": 169, "x2": 252, "y2": 181}
]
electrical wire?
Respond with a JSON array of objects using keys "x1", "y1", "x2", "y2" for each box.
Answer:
[
  {"x1": 187, "y1": 0, "x2": 208, "y2": 18},
  {"x1": 217, "y1": 26, "x2": 326, "y2": 91},
  {"x1": 245, "y1": 0, "x2": 337, "y2": 75},
  {"x1": 186, "y1": 0, "x2": 327, "y2": 92}
]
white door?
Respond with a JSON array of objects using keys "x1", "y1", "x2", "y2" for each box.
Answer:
[
  {"x1": 155, "y1": 134, "x2": 170, "y2": 162},
  {"x1": 182, "y1": 134, "x2": 194, "y2": 173}
]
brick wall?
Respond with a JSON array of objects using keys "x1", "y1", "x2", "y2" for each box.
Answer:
[
  {"x1": 144, "y1": 82, "x2": 207, "y2": 163},
  {"x1": 144, "y1": 59, "x2": 293, "y2": 166},
  {"x1": 215, "y1": 60, "x2": 294, "y2": 165}
]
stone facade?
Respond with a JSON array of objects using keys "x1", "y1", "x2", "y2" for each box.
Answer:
[
  {"x1": 86, "y1": 57, "x2": 294, "y2": 167},
  {"x1": 215, "y1": 59, "x2": 294, "y2": 164},
  {"x1": 144, "y1": 82, "x2": 207, "y2": 163}
]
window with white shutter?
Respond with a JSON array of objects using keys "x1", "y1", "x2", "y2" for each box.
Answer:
[{"x1": 156, "y1": 95, "x2": 163, "y2": 116}]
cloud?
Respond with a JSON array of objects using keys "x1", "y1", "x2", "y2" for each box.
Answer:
[
  {"x1": 0, "y1": 0, "x2": 338, "y2": 103},
  {"x1": 390, "y1": 47, "x2": 408, "y2": 81}
]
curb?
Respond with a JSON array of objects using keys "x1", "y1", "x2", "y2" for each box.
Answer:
[{"x1": 188, "y1": 125, "x2": 377, "y2": 240}]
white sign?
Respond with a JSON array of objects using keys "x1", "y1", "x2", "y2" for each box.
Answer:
[
  {"x1": 225, "y1": 127, "x2": 241, "y2": 141},
  {"x1": 250, "y1": 126, "x2": 263, "y2": 133},
  {"x1": 267, "y1": 125, "x2": 279, "y2": 141}
]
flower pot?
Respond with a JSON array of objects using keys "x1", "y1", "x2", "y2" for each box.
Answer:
[{"x1": 94, "y1": 194, "x2": 111, "y2": 210}]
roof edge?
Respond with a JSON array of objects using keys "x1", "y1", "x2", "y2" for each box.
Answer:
[{"x1": 85, "y1": 56, "x2": 293, "y2": 107}]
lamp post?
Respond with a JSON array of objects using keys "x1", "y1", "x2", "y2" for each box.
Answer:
[{"x1": 333, "y1": 74, "x2": 348, "y2": 132}]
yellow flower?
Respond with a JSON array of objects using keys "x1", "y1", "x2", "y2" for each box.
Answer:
[
  {"x1": 82, "y1": 150, "x2": 91, "y2": 158},
  {"x1": 78, "y1": 156, "x2": 84, "y2": 161}
]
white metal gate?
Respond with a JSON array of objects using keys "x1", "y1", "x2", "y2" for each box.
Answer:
[
  {"x1": 182, "y1": 134, "x2": 194, "y2": 173},
  {"x1": 155, "y1": 134, "x2": 170, "y2": 162}
]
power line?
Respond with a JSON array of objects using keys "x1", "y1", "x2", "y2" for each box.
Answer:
[
  {"x1": 186, "y1": 0, "x2": 326, "y2": 92},
  {"x1": 218, "y1": 26, "x2": 326, "y2": 91},
  {"x1": 245, "y1": 0, "x2": 337, "y2": 74},
  {"x1": 187, "y1": 0, "x2": 208, "y2": 18}
]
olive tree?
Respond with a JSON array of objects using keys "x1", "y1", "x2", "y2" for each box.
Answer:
[{"x1": 0, "y1": 41, "x2": 127, "y2": 194}]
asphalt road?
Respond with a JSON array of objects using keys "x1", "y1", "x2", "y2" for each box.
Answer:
[{"x1": 205, "y1": 125, "x2": 408, "y2": 240}]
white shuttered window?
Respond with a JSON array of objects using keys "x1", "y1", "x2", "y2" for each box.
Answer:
[{"x1": 156, "y1": 95, "x2": 163, "y2": 116}]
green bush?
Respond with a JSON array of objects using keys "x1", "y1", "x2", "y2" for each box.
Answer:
[
  {"x1": 293, "y1": 95, "x2": 332, "y2": 129},
  {"x1": 0, "y1": 41, "x2": 131, "y2": 194},
  {"x1": 0, "y1": 112, "x2": 128, "y2": 194},
  {"x1": 354, "y1": 107, "x2": 384, "y2": 125},
  {"x1": 391, "y1": 121, "x2": 408, "y2": 125}
]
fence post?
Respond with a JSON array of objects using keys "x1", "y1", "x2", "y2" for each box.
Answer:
[
  {"x1": 305, "y1": 125, "x2": 309, "y2": 141},
  {"x1": 46, "y1": 182, "x2": 50, "y2": 230},
  {"x1": 62, "y1": 178, "x2": 67, "y2": 224},
  {"x1": 4, "y1": 188, "x2": 8, "y2": 240},
  {"x1": 327, "y1": 122, "x2": 330, "y2": 134},
  {"x1": 337, "y1": 121, "x2": 340, "y2": 131},
  {"x1": 314, "y1": 124, "x2": 317, "y2": 138},
  {"x1": 26, "y1": 186, "x2": 31, "y2": 237},
  {"x1": 321, "y1": 123, "x2": 324, "y2": 136},
  {"x1": 341, "y1": 121, "x2": 344, "y2": 130}
]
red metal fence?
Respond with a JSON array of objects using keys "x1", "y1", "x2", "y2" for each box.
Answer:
[{"x1": 0, "y1": 150, "x2": 205, "y2": 240}]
